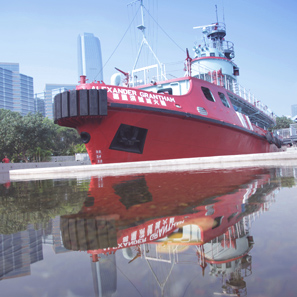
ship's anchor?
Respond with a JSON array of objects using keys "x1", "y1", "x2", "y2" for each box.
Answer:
[{"x1": 119, "y1": 126, "x2": 140, "y2": 146}]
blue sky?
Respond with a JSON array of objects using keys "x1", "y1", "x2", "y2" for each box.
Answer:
[{"x1": 1, "y1": 0, "x2": 297, "y2": 116}]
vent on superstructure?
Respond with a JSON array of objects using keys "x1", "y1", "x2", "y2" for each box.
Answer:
[{"x1": 197, "y1": 107, "x2": 208, "y2": 116}]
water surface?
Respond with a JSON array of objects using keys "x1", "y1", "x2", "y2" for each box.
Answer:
[{"x1": 0, "y1": 167, "x2": 297, "y2": 296}]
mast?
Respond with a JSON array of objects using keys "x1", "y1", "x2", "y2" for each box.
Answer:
[
  {"x1": 215, "y1": 4, "x2": 219, "y2": 23},
  {"x1": 131, "y1": 0, "x2": 166, "y2": 82}
]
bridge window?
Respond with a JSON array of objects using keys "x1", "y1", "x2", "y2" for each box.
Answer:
[
  {"x1": 218, "y1": 92, "x2": 230, "y2": 108},
  {"x1": 201, "y1": 87, "x2": 215, "y2": 102},
  {"x1": 212, "y1": 216, "x2": 224, "y2": 229},
  {"x1": 157, "y1": 88, "x2": 172, "y2": 95}
]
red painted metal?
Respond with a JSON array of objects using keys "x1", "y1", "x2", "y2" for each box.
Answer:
[
  {"x1": 56, "y1": 77, "x2": 280, "y2": 164},
  {"x1": 60, "y1": 168, "x2": 274, "y2": 258}
]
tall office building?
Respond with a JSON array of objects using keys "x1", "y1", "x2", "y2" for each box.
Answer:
[
  {"x1": 0, "y1": 63, "x2": 34, "y2": 116},
  {"x1": 291, "y1": 104, "x2": 297, "y2": 118},
  {"x1": 34, "y1": 84, "x2": 76, "y2": 120},
  {"x1": 0, "y1": 66, "x2": 14, "y2": 111},
  {"x1": 44, "y1": 84, "x2": 76, "y2": 119},
  {"x1": 77, "y1": 33, "x2": 103, "y2": 83},
  {"x1": 34, "y1": 94, "x2": 46, "y2": 117},
  {"x1": 0, "y1": 225, "x2": 43, "y2": 281}
]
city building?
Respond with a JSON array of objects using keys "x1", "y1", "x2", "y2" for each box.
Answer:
[
  {"x1": 0, "y1": 66, "x2": 13, "y2": 111},
  {"x1": 42, "y1": 217, "x2": 70, "y2": 254},
  {"x1": 291, "y1": 104, "x2": 297, "y2": 118},
  {"x1": 0, "y1": 225, "x2": 43, "y2": 281},
  {"x1": 34, "y1": 94, "x2": 46, "y2": 117},
  {"x1": 77, "y1": 33, "x2": 103, "y2": 83},
  {"x1": 0, "y1": 63, "x2": 34, "y2": 116},
  {"x1": 35, "y1": 84, "x2": 76, "y2": 120}
]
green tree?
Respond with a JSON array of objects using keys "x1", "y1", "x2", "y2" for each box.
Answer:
[
  {"x1": 0, "y1": 109, "x2": 85, "y2": 162},
  {"x1": 73, "y1": 143, "x2": 87, "y2": 153},
  {"x1": 280, "y1": 177, "x2": 296, "y2": 188},
  {"x1": 274, "y1": 116, "x2": 294, "y2": 129},
  {"x1": 0, "y1": 179, "x2": 88, "y2": 234},
  {"x1": 12, "y1": 113, "x2": 55, "y2": 162},
  {"x1": 30, "y1": 146, "x2": 52, "y2": 162},
  {"x1": 0, "y1": 109, "x2": 22, "y2": 159},
  {"x1": 52, "y1": 126, "x2": 82, "y2": 156}
]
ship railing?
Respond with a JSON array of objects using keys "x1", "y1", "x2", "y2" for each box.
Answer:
[
  {"x1": 130, "y1": 60, "x2": 276, "y2": 120},
  {"x1": 231, "y1": 81, "x2": 275, "y2": 119},
  {"x1": 206, "y1": 40, "x2": 234, "y2": 56},
  {"x1": 222, "y1": 40, "x2": 234, "y2": 52},
  {"x1": 131, "y1": 64, "x2": 167, "y2": 87},
  {"x1": 205, "y1": 22, "x2": 226, "y2": 36},
  {"x1": 192, "y1": 61, "x2": 275, "y2": 120}
]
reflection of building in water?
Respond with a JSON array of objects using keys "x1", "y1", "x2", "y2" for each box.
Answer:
[
  {"x1": 42, "y1": 217, "x2": 70, "y2": 254},
  {"x1": 0, "y1": 225, "x2": 43, "y2": 281},
  {"x1": 278, "y1": 167, "x2": 297, "y2": 180},
  {"x1": 0, "y1": 217, "x2": 70, "y2": 282},
  {"x1": 90, "y1": 254, "x2": 117, "y2": 297}
]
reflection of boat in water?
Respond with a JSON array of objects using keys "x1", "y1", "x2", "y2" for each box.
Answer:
[
  {"x1": 60, "y1": 168, "x2": 279, "y2": 296},
  {"x1": 61, "y1": 168, "x2": 275, "y2": 250},
  {"x1": 54, "y1": 1, "x2": 282, "y2": 165}
]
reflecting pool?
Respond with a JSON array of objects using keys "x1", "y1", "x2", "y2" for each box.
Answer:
[{"x1": 0, "y1": 167, "x2": 297, "y2": 296}]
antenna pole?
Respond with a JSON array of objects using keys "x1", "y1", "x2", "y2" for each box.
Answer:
[
  {"x1": 215, "y1": 5, "x2": 219, "y2": 23},
  {"x1": 132, "y1": 0, "x2": 163, "y2": 72},
  {"x1": 140, "y1": 0, "x2": 145, "y2": 33}
]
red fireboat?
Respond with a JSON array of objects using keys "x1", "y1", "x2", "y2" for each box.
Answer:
[{"x1": 54, "y1": 1, "x2": 282, "y2": 164}]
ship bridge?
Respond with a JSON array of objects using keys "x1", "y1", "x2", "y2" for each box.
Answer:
[
  {"x1": 192, "y1": 22, "x2": 238, "y2": 83},
  {"x1": 193, "y1": 23, "x2": 235, "y2": 60}
]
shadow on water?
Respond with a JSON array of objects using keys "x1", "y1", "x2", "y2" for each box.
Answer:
[{"x1": 0, "y1": 167, "x2": 296, "y2": 296}]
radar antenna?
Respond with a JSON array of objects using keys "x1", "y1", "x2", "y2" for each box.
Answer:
[
  {"x1": 215, "y1": 4, "x2": 219, "y2": 23},
  {"x1": 193, "y1": 24, "x2": 215, "y2": 30}
]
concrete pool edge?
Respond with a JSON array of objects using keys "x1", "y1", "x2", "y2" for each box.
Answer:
[{"x1": 8, "y1": 149, "x2": 297, "y2": 181}]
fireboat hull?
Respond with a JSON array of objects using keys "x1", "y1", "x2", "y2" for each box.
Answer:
[{"x1": 57, "y1": 102, "x2": 279, "y2": 165}]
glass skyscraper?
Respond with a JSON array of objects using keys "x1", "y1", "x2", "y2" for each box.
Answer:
[
  {"x1": 34, "y1": 84, "x2": 76, "y2": 120},
  {"x1": 0, "y1": 67, "x2": 14, "y2": 111},
  {"x1": 0, "y1": 63, "x2": 34, "y2": 116},
  {"x1": 291, "y1": 104, "x2": 297, "y2": 118},
  {"x1": 77, "y1": 33, "x2": 103, "y2": 83},
  {"x1": 0, "y1": 224, "x2": 43, "y2": 281},
  {"x1": 45, "y1": 84, "x2": 76, "y2": 120}
]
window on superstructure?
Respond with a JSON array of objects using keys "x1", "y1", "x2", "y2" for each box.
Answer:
[
  {"x1": 212, "y1": 216, "x2": 224, "y2": 229},
  {"x1": 218, "y1": 92, "x2": 230, "y2": 108},
  {"x1": 210, "y1": 53, "x2": 215, "y2": 57},
  {"x1": 201, "y1": 87, "x2": 215, "y2": 102}
]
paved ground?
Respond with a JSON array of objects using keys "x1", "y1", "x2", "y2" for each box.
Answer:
[
  {"x1": 0, "y1": 160, "x2": 91, "y2": 172},
  {"x1": 0, "y1": 160, "x2": 91, "y2": 183}
]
